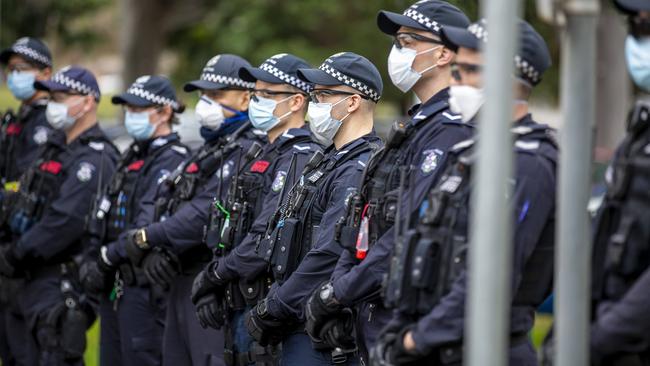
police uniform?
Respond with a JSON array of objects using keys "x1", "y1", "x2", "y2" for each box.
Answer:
[
  {"x1": 121, "y1": 55, "x2": 265, "y2": 366},
  {"x1": 190, "y1": 53, "x2": 321, "y2": 366},
  {"x1": 369, "y1": 20, "x2": 556, "y2": 366},
  {"x1": 245, "y1": 52, "x2": 384, "y2": 366},
  {"x1": 307, "y1": 3, "x2": 473, "y2": 356},
  {"x1": 0, "y1": 66, "x2": 120, "y2": 365},
  {"x1": 590, "y1": 1, "x2": 650, "y2": 365},
  {"x1": 0, "y1": 37, "x2": 53, "y2": 366},
  {"x1": 80, "y1": 75, "x2": 190, "y2": 366}
]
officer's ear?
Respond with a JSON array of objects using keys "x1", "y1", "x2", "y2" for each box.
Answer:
[
  {"x1": 36, "y1": 67, "x2": 52, "y2": 81},
  {"x1": 238, "y1": 90, "x2": 251, "y2": 110},
  {"x1": 437, "y1": 47, "x2": 455, "y2": 68},
  {"x1": 81, "y1": 94, "x2": 96, "y2": 114},
  {"x1": 289, "y1": 93, "x2": 306, "y2": 113},
  {"x1": 345, "y1": 94, "x2": 363, "y2": 114}
]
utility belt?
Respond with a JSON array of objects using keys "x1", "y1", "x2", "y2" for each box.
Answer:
[
  {"x1": 224, "y1": 318, "x2": 281, "y2": 366},
  {"x1": 223, "y1": 274, "x2": 274, "y2": 313}
]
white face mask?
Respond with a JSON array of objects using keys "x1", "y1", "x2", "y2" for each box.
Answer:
[
  {"x1": 195, "y1": 96, "x2": 225, "y2": 129},
  {"x1": 387, "y1": 45, "x2": 440, "y2": 93},
  {"x1": 45, "y1": 98, "x2": 85, "y2": 130},
  {"x1": 307, "y1": 96, "x2": 351, "y2": 146},
  {"x1": 448, "y1": 85, "x2": 484, "y2": 123}
]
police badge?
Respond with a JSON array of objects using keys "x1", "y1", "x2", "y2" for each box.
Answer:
[
  {"x1": 271, "y1": 171, "x2": 287, "y2": 192},
  {"x1": 76, "y1": 162, "x2": 95, "y2": 182},
  {"x1": 421, "y1": 149, "x2": 443, "y2": 174}
]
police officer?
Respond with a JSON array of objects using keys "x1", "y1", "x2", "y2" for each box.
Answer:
[
  {"x1": 79, "y1": 75, "x2": 190, "y2": 366},
  {"x1": 590, "y1": 1, "x2": 650, "y2": 364},
  {"x1": 190, "y1": 53, "x2": 321, "y2": 366},
  {"x1": 120, "y1": 54, "x2": 266, "y2": 366},
  {"x1": 304, "y1": 1, "x2": 472, "y2": 358},
  {"x1": 0, "y1": 65, "x2": 119, "y2": 365},
  {"x1": 0, "y1": 37, "x2": 53, "y2": 183},
  {"x1": 244, "y1": 52, "x2": 384, "y2": 365},
  {"x1": 0, "y1": 36, "x2": 53, "y2": 366},
  {"x1": 368, "y1": 19, "x2": 556, "y2": 365}
]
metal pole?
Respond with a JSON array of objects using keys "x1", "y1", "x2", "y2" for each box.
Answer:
[
  {"x1": 465, "y1": 1, "x2": 520, "y2": 365},
  {"x1": 555, "y1": 1, "x2": 599, "y2": 365}
]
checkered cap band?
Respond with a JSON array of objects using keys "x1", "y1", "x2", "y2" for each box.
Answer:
[
  {"x1": 51, "y1": 72, "x2": 100, "y2": 99},
  {"x1": 318, "y1": 63, "x2": 381, "y2": 102},
  {"x1": 403, "y1": 2, "x2": 441, "y2": 33},
  {"x1": 468, "y1": 22, "x2": 488, "y2": 43},
  {"x1": 125, "y1": 86, "x2": 180, "y2": 109},
  {"x1": 259, "y1": 63, "x2": 312, "y2": 93},
  {"x1": 514, "y1": 55, "x2": 540, "y2": 84},
  {"x1": 200, "y1": 73, "x2": 255, "y2": 89},
  {"x1": 12, "y1": 45, "x2": 51, "y2": 66},
  {"x1": 468, "y1": 22, "x2": 540, "y2": 84}
]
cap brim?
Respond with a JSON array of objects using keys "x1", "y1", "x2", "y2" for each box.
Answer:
[
  {"x1": 0, "y1": 49, "x2": 13, "y2": 65},
  {"x1": 239, "y1": 66, "x2": 285, "y2": 85},
  {"x1": 377, "y1": 10, "x2": 430, "y2": 35},
  {"x1": 183, "y1": 79, "x2": 232, "y2": 92},
  {"x1": 33, "y1": 79, "x2": 72, "y2": 93},
  {"x1": 440, "y1": 26, "x2": 480, "y2": 52},
  {"x1": 297, "y1": 68, "x2": 341, "y2": 86},
  {"x1": 615, "y1": 0, "x2": 648, "y2": 14},
  {"x1": 111, "y1": 92, "x2": 155, "y2": 107}
]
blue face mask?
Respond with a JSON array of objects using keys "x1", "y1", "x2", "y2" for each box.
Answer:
[
  {"x1": 125, "y1": 110, "x2": 156, "y2": 141},
  {"x1": 7, "y1": 71, "x2": 37, "y2": 101},
  {"x1": 625, "y1": 35, "x2": 650, "y2": 91},
  {"x1": 248, "y1": 95, "x2": 292, "y2": 132}
]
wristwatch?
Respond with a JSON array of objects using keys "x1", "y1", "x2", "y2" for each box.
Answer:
[
  {"x1": 133, "y1": 228, "x2": 150, "y2": 250},
  {"x1": 319, "y1": 282, "x2": 340, "y2": 307}
]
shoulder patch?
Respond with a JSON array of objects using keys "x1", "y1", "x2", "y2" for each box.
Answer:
[
  {"x1": 271, "y1": 171, "x2": 287, "y2": 192},
  {"x1": 442, "y1": 111, "x2": 463, "y2": 121},
  {"x1": 171, "y1": 145, "x2": 188, "y2": 155},
  {"x1": 88, "y1": 141, "x2": 105, "y2": 151},
  {"x1": 33, "y1": 126, "x2": 48, "y2": 145},
  {"x1": 420, "y1": 149, "x2": 443, "y2": 174},
  {"x1": 293, "y1": 144, "x2": 311, "y2": 151},
  {"x1": 515, "y1": 140, "x2": 540, "y2": 151},
  {"x1": 76, "y1": 162, "x2": 95, "y2": 182}
]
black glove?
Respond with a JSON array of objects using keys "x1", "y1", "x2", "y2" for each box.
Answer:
[
  {"x1": 195, "y1": 292, "x2": 226, "y2": 330},
  {"x1": 0, "y1": 245, "x2": 20, "y2": 277},
  {"x1": 141, "y1": 247, "x2": 180, "y2": 289},
  {"x1": 370, "y1": 325, "x2": 423, "y2": 366},
  {"x1": 79, "y1": 247, "x2": 116, "y2": 295},
  {"x1": 124, "y1": 229, "x2": 148, "y2": 266},
  {"x1": 190, "y1": 260, "x2": 224, "y2": 304},
  {"x1": 318, "y1": 308, "x2": 357, "y2": 351},
  {"x1": 245, "y1": 299, "x2": 286, "y2": 347},
  {"x1": 305, "y1": 282, "x2": 345, "y2": 343}
]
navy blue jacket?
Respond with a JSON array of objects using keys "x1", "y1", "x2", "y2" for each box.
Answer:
[
  {"x1": 216, "y1": 126, "x2": 321, "y2": 281},
  {"x1": 265, "y1": 133, "x2": 384, "y2": 321},
  {"x1": 136, "y1": 125, "x2": 266, "y2": 255},
  {"x1": 14, "y1": 124, "x2": 119, "y2": 262},
  {"x1": 331, "y1": 90, "x2": 473, "y2": 308},
  {"x1": 105, "y1": 133, "x2": 190, "y2": 263},
  {"x1": 406, "y1": 115, "x2": 557, "y2": 355}
]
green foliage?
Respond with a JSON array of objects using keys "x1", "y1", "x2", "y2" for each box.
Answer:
[
  {"x1": 0, "y1": 0, "x2": 111, "y2": 50},
  {"x1": 168, "y1": 0, "x2": 559, "y2": 107}
]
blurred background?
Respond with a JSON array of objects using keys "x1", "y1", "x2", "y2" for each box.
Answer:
[{"x1": 0, "y1": 0, "x2": 636, "y2": 363}]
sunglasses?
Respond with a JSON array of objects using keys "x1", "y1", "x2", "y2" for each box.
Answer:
[
  {"x1": 309, "y1": 89, "x2": 367, "y2": 103},
  {"x1": 393, "y1": 32, "x2": 443, "y2": 49}
]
